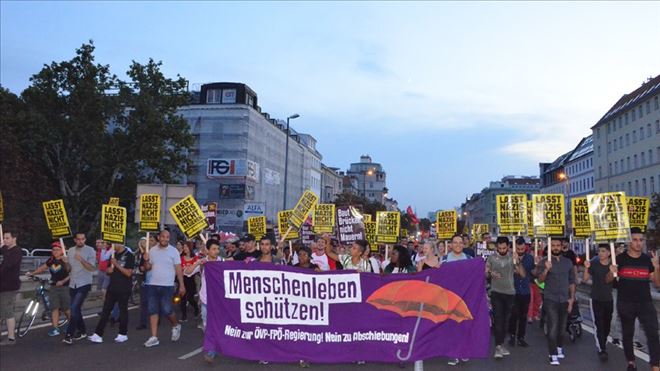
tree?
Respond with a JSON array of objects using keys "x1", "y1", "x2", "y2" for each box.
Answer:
[{"x1": 2, "y1": 41, "x2": 193, "y2": 246}]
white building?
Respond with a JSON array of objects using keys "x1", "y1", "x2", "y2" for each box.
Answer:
[{"x1": 346, "y1": 155, "x2": 388, "y2": 203}]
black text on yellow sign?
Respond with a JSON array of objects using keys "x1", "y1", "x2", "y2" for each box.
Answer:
[
  {"x1": 627, "y1": 196, "x2": 650, "y2": 233},
  {"x1": 101, "y1": 204, "x2": 127, "y2": 244},
  {"x1": 289, "y1": 190, "x2": 319, "y2": 229},
  {"x1": 312, "y1": 204, "x2": 335, "y2": 234},
  {"x1": 587, "y1": 192, "x2": 630, "y2": 242},
  {"x1": 436, "y1": 210, "x2": 457, "y2": 240},
  {"x1": 571, "y1": 197, "x2": 591, "y2": 238},
  {"x1": 0, "y1": 190, "x2": 4, "y2": 223},
  {"x1": 376, "y1": 211, "x2": 400, "y2": 243},
  {"x1": 471, "y1": 224, "x2": 489, "y2": 241},
  {"x1": 496, "y1": 194, "x2": 527, "y2": 234},
  {"x1": 109, "y1": 197, "x2": 120, "y2": 206},
  {"x1": 532, "y1": 194, "x2": 565, "y2": 236},
  {"x1": 526, "y1": 200, "x2": 534, "y2": 236},
  {"x1": 364, "y1": 221, "x2": 377, "y2": 251},
  {"x1": 139, "y1": 193, "x2": 161, "y2": 231},
  {"x1": 278, "y1": 210, "x2": 299, "y2": 240},
  {"x1": 247, "y1": 216, "x2": 267, "y2": 239},
  {"x1": 42, "y1": 199, "x2": 71, "y2": 238},
  {"x1": 169, "y1": 195, "x2": 209, "y2": 239}
]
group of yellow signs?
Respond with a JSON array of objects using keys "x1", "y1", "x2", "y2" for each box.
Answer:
[
  {"x1": 35, "y1": 190, "x2": 649, "y2": 246},
  {"x1": 494, "y1": 192, "x2": 650, "y2": 242}
]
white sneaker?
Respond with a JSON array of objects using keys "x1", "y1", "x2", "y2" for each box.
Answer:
[
  {"x1": 500, "y1": 346, "x2": 510, "y2": 356},
  {"x1": 88, "y1": 333, "x2": 103, "y2": 344},
  {"x1": 556, "y1": 347, "x2": 565, "y2": 359},
  {"x1": 494, "y1": 346, "x2": 503, "y2": 359},
  {"x1": 171, "y1": 324, "x2": 182, "y2": 341},
  {"x1": 114, "y1": 334, "x2": 128, "y2": 343},
  {"x1": 144, "y1": 336, "x2": 159, "y2": 347},
  {"x1": 549, "y1": 355, "x2": 560, "y2": 365}
]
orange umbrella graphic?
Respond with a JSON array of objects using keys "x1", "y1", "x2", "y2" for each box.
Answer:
[
  {"x1": 367, "y1": 280, "x2": 473, "y2": 323},
  {"x1": 366, "y1": 277, "x2": 473, "y2": 361}
]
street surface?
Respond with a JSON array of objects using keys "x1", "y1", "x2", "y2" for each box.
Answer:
[{"x1": 1, "y1": 304, "x2": 655, "y2": 371}]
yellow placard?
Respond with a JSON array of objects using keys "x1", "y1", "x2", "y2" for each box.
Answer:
[
  {"x1": 587, "y1": 192, "x2": 630, "y2": 242},
  {"x1": 571, "y1": 197, "x2": 591, "y2": 238},
  {"x1": 139, "y1": 194, "x2": 161, "y2": 231},
  {"x1": 109, "y1": 197, "x2": 120, "y2": 206},
  {"x1": 101, "y1": 204, "x2": 127, "y2": 244},
  {"x1": 312, "y1": 204, "x2": 335, "y2": 233},
  {"x1": 169, "y1": 195, "x2": 209, "y2": 239},
  {"x1": 42, "y1": 199, "x2": 71, "y2": 238},
  {"x1": 471, "y1": 224, "x2": 489, "y2": 240},
  {"x1": 289, "y1": 190, "x2": 319, "y2": 229},
  {"x1": 496, "y1": 194, "x2": 527, "y2": 234},
  {"x1": 247, "y1": 216, "x2": 267, "y2": 239},
  {"x1": 0, "y1": 190, "x2": 4, "y2": 223},
  {"x1": 278, "y1": 210, "x2": 299, "y2": 240},
  {"x1": 436, "y1": 210, "x2": 457, "y2": 240},
  {"x1": 376, "y1": 211, "x2": 400, "y2": 243},
  {"x1": 526, "y1": 200, "x2": 534, "y2": 237},
  {"x1": 532, "y1": 194, "x2": 565, "y2": 236},
  {"x1": 363, "y1": 214, "x2": 372, "y2": 223},
  {"x1": 365, "y1": 221, "x2": 377, "y2": 251},
  {"x1": 627, "y1": 196, "x2": 650, "y2": 233}
]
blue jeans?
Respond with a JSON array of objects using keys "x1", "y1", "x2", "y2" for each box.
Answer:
[
  {"x1": 147, "y1": 285, "x2": 174, "y2": 316},
  {"x1": 66, "y1": 285, "x2": 91, "y2": 336}
]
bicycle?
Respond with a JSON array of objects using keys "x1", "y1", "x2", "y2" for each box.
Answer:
[{"x1": 16, "y1": 276, "x2": 69, "y2": 338}]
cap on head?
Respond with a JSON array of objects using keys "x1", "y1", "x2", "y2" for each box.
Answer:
[{"x1": 241, "y1": 233, "x2": 255, "y2": 242}]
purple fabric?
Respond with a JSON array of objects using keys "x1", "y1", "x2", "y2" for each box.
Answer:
[{"x1": 204, "y1": 259, "x2": 489, "y2": 363}]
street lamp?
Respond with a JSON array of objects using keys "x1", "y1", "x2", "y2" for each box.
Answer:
[
  {"x1": 283, "y1": 113, "x2": 300, "y2": 209},
  {"x1": 363, "y1": 168, "x2": 374, "y2": 200}
]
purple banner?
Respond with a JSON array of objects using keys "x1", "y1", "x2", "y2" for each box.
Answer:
[{"x1": 203, "y1": 259, "x2": 490, "y2": 363}]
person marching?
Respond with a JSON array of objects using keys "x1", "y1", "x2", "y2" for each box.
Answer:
[
  {"x1": 508, "y1": 237, "x2": 535, "y2": 347},
  {"x1": 442, "y1": 233, "x2": 472, "y2": 366},
  {"x1": 582, "y1": 243, "x2": 615, "y2": 361},
  {"x1": 179, "y1": 241, "x2": 200, "y2": 323},
  {"x1": 63, "y1": 232, "x2": 96, "y2": 345}
]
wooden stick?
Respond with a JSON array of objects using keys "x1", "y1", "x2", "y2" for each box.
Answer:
[
  {"x1": 146, "y1": 232, "x2": 150, "y2": 253},
  {"x1": 585, "y1": 237, "x2": 590, "y2": 261},
  {"x1": 279, "y1": 226, "x2": 293, "y2": 245},
  {"x1": 288, "y1": 241, "x2": 293, "y2": 264},
  {"x1": 385, "y1": 245, "x2": 389, "y2": 262},
  {"x1": 534, "y1": 238, "x2": 538, "y2": 258},
  {"x1": 610, "y1": 241, "x2": 617, "y2": 278},
  {"x1": 199, "y1": 233, "x2": 208, "y2": 244},
  {"x1": 60, "y1": 237, "x2": 66, "y2": 257},
  {"x1": 111, "y1": 243, "x2": 116, "y2": 259},
  {"x1": 547, "y1": 236, "x2": 551, "y2": 262},
  {"x1": 444, "y1": 240, "x2": 448, "y2": 255}
]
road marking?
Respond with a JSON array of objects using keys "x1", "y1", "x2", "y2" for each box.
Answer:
[
  {"x1": 1, "y1": 305, "x2": 139, "y2": 336},
  {"x1": 580, "y1": 322, "x2": 650, "y2": 362},
  {"x1": 178, "y1": 346, "x2": 203, "y2": 360}
]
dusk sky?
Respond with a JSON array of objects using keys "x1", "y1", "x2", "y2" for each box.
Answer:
[{"x1": 2, "y1": 1, "x2": 659, "y2": 216}]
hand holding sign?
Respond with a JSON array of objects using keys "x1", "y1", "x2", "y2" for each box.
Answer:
[{"x1": 544, "y1": 259, "x2": 552, "y2": 271}]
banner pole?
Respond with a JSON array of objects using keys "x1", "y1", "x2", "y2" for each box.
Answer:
[
  {"x1": 534, "y1": 238, "x2": 538, "y2": 258},
  {"x1": 585, "y1": 237, "x2": 590, "y2": 261},
  {"x1": 146, "y1": 232, "x2": 150, "y2": 253},
  {"x1": 60, "y1": 237, "x2": 66, "y2": 257},
  {"x1": 111, "y1": 243, "x2": 116, "y2": 259},
  {"x1": 199, "y1": 233, "x2": 208, "y2": 244},
  {"x1": 288, "y1": 241, "x2": 293, "y2": 264},
  {"x1": 279, "y1": 226, "x2": 293, "y2": 245},
  {"x1": 610, "y1": 241, "x2": 617, "y2": 278},
  {"x1": 385, "y1": 245, "x2": 389, "y2": 262},
  {"x1": 547, "y1": 236, "x2": 551, "y2": 262},
  {"x1": 444, "y1": 240, "x2": 448, "y2": 255}
]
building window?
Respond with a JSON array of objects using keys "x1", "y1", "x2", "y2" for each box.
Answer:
[
  {"x1": 632, "y1": 109, "x2": 636, "y2": 121},
  {"x1": 613, "y1": 121, "x2": 616, "y2": 132},
  {"x1": 626, "y1": 133, "x2": 630, "y2": 146},
  {"x1": 656, "y1": 120, "x2": 660, "y2": 134},
  {"x1": 627, "y1": 157, "x2": 631, "y2": 171},
  {"x1": 613, "y1": 139, "x2": 617, "y2": 151},
  {"x1": 614, "y1": 161, "x2": 619, "y2": 174},
  {"x1": 597, "y1": 146, "x2": 601, "y2": 156},
  {"x1": 628, "y1": 181, "x2": 632, "y2": 195},
  {"x1": 206, "y1": 89, "x2": 222, "y2": 104},
  {"x1": 655, "y1": 96, "x2": 659, "y2": 110},
  {"x1": 620, "y1": 159, "x2": 624, "y2": 173},
  {"x1": 641, "y1": 152, "x2": 646, "y2": 167},
  {"x1": 625, "y1": 112, "x2": 629, "y2": 124},
  {"x1": 607, "y1": 141, "x2": 611, "y2": 153},
  {"x1": 598, "y1": 166, "x2": 602, "y2": 178},
  {"x1": 639, "y1": 106, "x2": 643, "y2": 118},
  {"x1": 647, "y1": 123, "x2": 652, "y2": 137},
  {"x1": 647, "y1": 101, "x2": 651, "y2": 114},
  {"x1": 651, "y1": 176, "x2": 656, "y2": 194},
  {"x1": 634, "y1": 154, "x2": 638, "y2": 169},
  {"x1": 640, "y1": 127, "x2": 644, "y2": 140},
  {"x1": 651, "y1": 149, "x2": 655, "y2": 164},
  {"x1": 633, "y1": 130, "x2": 637, "y2": 143},
  {"x1": 642, "y1": 178, "x2": 647, "y2": 196},
  {"x1": 608, "y1": 163, "x2": 612, "y2": 176},
  {"x1": 597, "y1": 128, "x2": 601, "y2": 139},
  {"x1": 635, "y1": 180, "x2": 639, "y2": 195}
]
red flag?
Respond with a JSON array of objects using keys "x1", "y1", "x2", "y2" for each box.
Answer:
[{"x1": 406, "y1": 206, "x2": 419, "y2": 225}]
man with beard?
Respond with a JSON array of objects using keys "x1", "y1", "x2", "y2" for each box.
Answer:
[
  {"x1": 533, "y1": 236, "x2": 576, "y2": 366},
  {"x1": 509, "y1": 237, "x2": 535, "y2": 347}
]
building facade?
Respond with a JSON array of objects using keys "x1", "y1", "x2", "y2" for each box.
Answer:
[
  {"x1": 346, "y1": 155, "x2": 388, "y2": 203},
  {"x1": 178, "y1": 82, "x2": 323, "y2": 232},
  {"x1": 320, "y1": 164, "x2": 343, "y2": 203},
  {"x1": 563, "y1": 135, "x2": 594, "y2": 229},
  {"x1": 592, "y1": 75, "x2": 660, "y2": 196},
  {"x1": 460, "y1": 176, "x2": 541, "y2": 235}
]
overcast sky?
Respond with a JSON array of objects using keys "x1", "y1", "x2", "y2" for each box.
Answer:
[{"x1": 2, "y1": 1, "x2": 659, "y2": 216}]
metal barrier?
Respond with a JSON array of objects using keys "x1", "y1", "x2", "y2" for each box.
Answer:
[{"x1": 30, "y1": 249, "x2": 53, "y2": 257}]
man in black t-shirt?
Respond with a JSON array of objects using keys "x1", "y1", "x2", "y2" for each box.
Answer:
[
  {"x1": 230, "y1": 234, "x2": 261, "y2": 262},
  {"x1": 88, "y1": 244, "x2": 135, "y2": 344},
  {"x1": 612, "y1": 228, "x2": 660, "y2": 371},
  {"x1": 583, "y1": 244, "x2": 615, "y2": 361},
  {"x1": 27, "y1": 241, "x2": 71, "y2": 337}
]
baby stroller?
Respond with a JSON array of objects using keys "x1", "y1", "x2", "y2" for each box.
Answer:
[{"x1": 566, "y1": 304, "x2": 583, "y2": 342}]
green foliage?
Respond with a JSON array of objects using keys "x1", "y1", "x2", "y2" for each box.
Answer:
[{"x1": 0, "y1": 42, "x2": 193, "y2": 247}]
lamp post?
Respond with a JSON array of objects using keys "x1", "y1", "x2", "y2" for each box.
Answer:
[
  {"x1": 558, "y1": 171, "x2": 570, "y2": 232},
  {"x1": 283, "y1": 113, "x2": 300, "y2": 209}
]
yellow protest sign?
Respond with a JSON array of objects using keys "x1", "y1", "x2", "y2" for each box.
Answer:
[
  {"x1": 627, "y1": 196, "x2": 650, "y2": 233},
  {"x1": 400, "y1": 228, "x2": 408, "y2": 238},
  {"x1": 532, "y1": 194, "x2": 565, "y2": 236},
  {"x1": 496, "y1": 194, "x2": 527, "y2": 234},
  {"x1": 587, "y1": 192, "x2": 630, "y2": 242},
  {"x1": 139, "y1": 194, "x2": 161, "y2": 231},
  {"x1": 312, "y1": 204, "x2": 335, "y2": 233},
  {"x1": 364, "y1": 221, "x2": 377, "y2": 252},
  {"x1": 376, "y1": 211, "x2": 400, "y2": 243},
  {"x1": 436, "y1": 210, "x2": 457, "y2": 240},
  {"x1": 169, "y1": 195, "x2": 209, "y2": 239},
  {"x1": 363, "y1": 214, "x2": 372, "y2": 223},
  {"x1": 526, "y1": 200, "x2": 534, "y2": 237},
  {"x1": 278, "y1": 210, "x2": 299, "y2": 240},
  {"x1": 471, "y1": 224, "x2": 489, "y2": 240},
  {"x1": 247, "y1": 216, "x2": 267, "y2": 239},
  {"x1": 289, "y1": 190, "x2": 319, "y2": 229},
  {"x1": 109, "y1": 197, "x2": 120, "y2": 206},
  {"x1": 0, "y1": 190, "x2": 4, "y2": 223},
  {"x1": 42, "y1": 199, "x2": 71, "y2": 238},
  {"x1": 571, "y1": 197, "x2": 591, "y2": 238},
  {"x1": 101, "y1": 204, "x2": 127, "y2": 243}
]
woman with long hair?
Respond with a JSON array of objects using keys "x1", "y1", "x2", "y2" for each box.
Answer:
[
  {"x1": 384, "y1": 245, "x2": 416, "y2": 274},
  {"x1": 179, "y1": 241, "x2": 199, "y2": 322},
  {"x1": 416, "y1": 242, "x2": 441, "y2": 271}
]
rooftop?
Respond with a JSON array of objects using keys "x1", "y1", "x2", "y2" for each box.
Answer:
[{"x1": 592, "y1": 74, "x2": 660, "y2": 129}]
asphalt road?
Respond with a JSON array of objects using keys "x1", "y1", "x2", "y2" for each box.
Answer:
[{"x1": 0, "y1": 306, "x2": 655, "y2": 371}]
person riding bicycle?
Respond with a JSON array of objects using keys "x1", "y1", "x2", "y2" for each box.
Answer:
[{"x1": 26, "y1": 241, "x2": 71, "y2": 337}]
